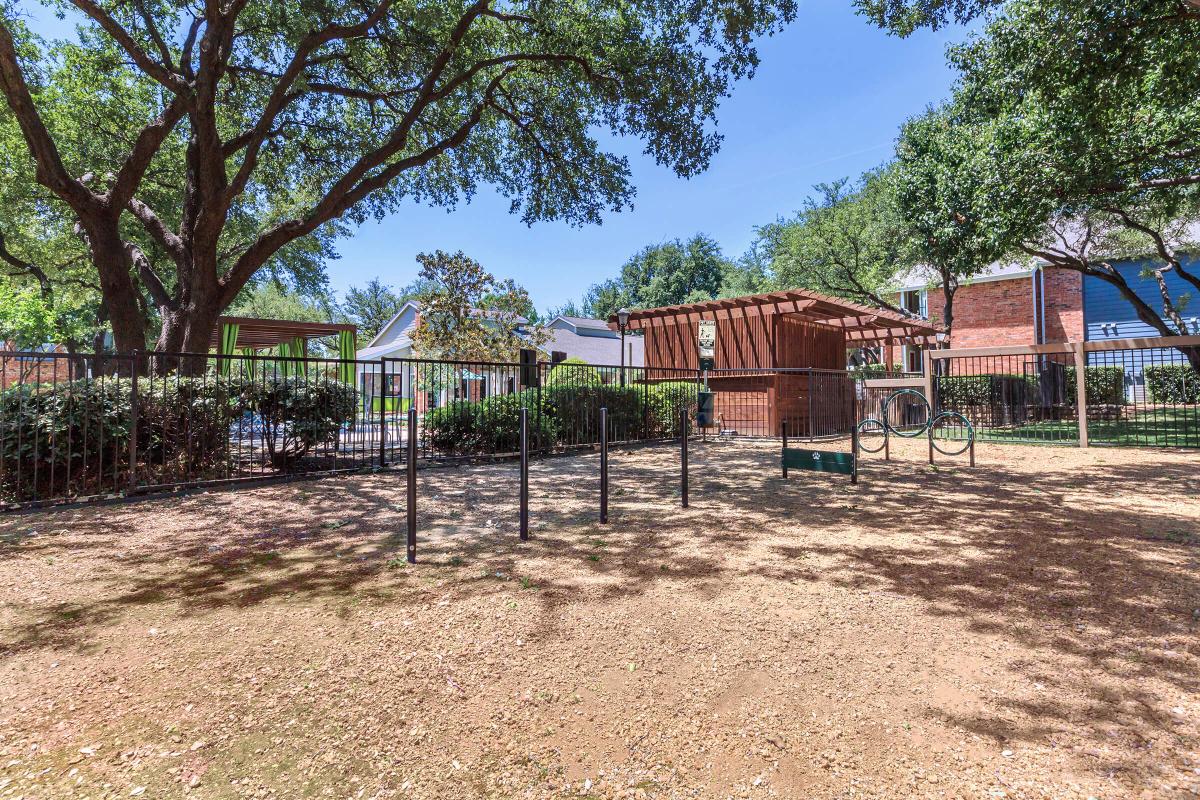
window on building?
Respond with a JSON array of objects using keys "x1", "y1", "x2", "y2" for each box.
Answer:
[{"x1": 901, "y1": 290, "x2": 928, "y2": 319}]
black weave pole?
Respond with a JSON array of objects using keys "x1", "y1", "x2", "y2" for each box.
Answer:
[
  {"x1": 406, "y1": 408, "x2": 417, "y2": 564},
  {"x1": 680, "y1": 406, "x2": 689, "y2": 508},
  {"x1": 781, "y1": 419, "x2": 789, "y2": 479},
  {"x1": 599, "y1": 406, "x2": 609, "y2": 524},
  {"x1": 519, "y1": 406, "x2": 529, "y2": 540}
]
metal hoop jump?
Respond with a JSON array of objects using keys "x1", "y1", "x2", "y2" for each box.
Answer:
[
  {"x1": 880, "y1": 388, "x2": 931, "y2": 438},
  {"x1": 856, "y1": 389, "x2": 976, "y2": 462}
]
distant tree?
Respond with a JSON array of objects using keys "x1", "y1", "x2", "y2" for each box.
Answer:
[
  {"x1": 227, "y1": 282, "x2": 331, "y2": 324},
  {"x1": 923, "y1": 0, "x2": 1200, "y2": 368},
  {"x1": 543, "y1": 299, "x2": 588, "y2": 320},
  {"x1": 719, "y1": 241, "x2": 772, "y2": 298},
  {"x1": 0, "y1": 0, "x2": 797, "y2": 357},
  {"x1": 583, "y1": 234, "x2": 731, "y2": 319},
  {"x1": 338, "y1": 278, "x2": 430, "y2": 342},
  {"x1": 756, "y1": 168, "x2": 914, "y2": 315},
  {"x1": 409, "y1": 250, "x2": 544, "y2": 361}
]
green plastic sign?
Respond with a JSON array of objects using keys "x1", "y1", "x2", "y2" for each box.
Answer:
[{"x1": 782, "y1": 447, "x2": 855, "y2": 476}]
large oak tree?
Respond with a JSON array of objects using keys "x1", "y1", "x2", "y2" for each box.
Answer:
[{"x1": 0, "y1": 0, "x2": 796, "y2": 360}]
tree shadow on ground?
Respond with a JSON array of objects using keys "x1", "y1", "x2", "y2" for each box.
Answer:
[{"x1": 2, "y1": 440, "x2": 1196, "y2": 717}]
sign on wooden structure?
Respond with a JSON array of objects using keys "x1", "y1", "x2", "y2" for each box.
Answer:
[{"x1": 698, "y1": 319, "x2": 716, "y2": 370}]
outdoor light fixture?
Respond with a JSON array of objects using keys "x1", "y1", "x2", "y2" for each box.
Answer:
[{"x1": 617, "y1": 308, "x2": 631, "y2": 386}]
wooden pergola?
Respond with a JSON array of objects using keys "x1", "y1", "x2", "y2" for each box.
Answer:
[
  {"x1": 212, "y1": 316, "x2": 358, "y2": 351},
  {"x1": 609, "y1": 289, "x2": 942, "y2": 346}
]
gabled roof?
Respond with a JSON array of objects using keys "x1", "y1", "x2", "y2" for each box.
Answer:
[
  {"x1": 366, "y1": 299, "x2": 531, "y2": 348},
  {"x1": 548, "y1": 315, "x2": 611, "y2": 333},
  {"x1": 608, "y1": 288, "x2": 942, "y2": 344}
]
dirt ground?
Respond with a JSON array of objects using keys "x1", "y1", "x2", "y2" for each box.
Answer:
[{"x1": 1, "y1": 437, "x2": 1198, "y2": 800}]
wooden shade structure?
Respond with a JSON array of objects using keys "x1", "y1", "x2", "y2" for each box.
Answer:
[
  {"x1": 609, "y1": 289, "x2": 941, "y2": 346},
  {"x1": 212, "y1": 316, "x2": 357, "y2": 350},
  {"x1": 607, "y1": 289, "x2": 943, "y2": 436}
]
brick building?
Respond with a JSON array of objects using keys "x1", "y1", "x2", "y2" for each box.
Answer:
[{"x1": 890, "y1": 253, "x2": 1200, "y2": 379}]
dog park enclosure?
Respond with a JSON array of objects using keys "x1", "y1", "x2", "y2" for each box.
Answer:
[{"x1": 615, "y1": 289, "x2": 939, "y2": 436}]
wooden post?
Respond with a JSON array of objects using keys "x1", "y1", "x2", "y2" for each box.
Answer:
[
  {"x1": 680, "y1": 406, "x2": 689, "y2": 508},
  {"x1": 969, "y1": 435, "x2": 975, "y2": 468},
  {"x1": 781, "y1": 420, "x2": 788, "y2": 479},
  {"x1": 599, "y1": 407, "x2": 608, "y2": 524},
  {"x1": 406, "y1": 408, "x2": 417, "y2": 563},
  {"x1": 922, "y1": 348, "x2": 935, "y2": 414},
  {"x1": 1073, "y1": 343, "x2": 1089, "y2": 448},
  {"x1": 519, "y1": 407, "x2": 529, "y2": 540}
]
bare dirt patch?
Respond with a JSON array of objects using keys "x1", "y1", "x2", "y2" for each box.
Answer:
[{"x1": 1, "y1": 438, "x2": 1198, "y2": 799}]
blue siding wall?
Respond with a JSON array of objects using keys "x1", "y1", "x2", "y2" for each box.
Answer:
[{"x1": 1083, "y1": 255, "x2": 1200, "y2": 341}]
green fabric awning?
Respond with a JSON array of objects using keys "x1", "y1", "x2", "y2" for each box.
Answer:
[
  {"x1": 337, "y1": 330, "x2": 356, "y2": 384},
  {"x1": 218, "y1": 322, "x2": 240, "y2": 375}
]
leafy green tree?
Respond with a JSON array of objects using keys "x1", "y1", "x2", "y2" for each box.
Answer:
[
  {"x1": 893, "y1": 104, "x2": 1005, "y2": 343},
  {"x1": 584, "y1": 234, "x2": 732, "y2": 319},
  {"x1": 924, "y1": 0, "x2": 1200, "y2": 367},
  {"x1": 409, "y1": 250, "x2": 543, "y2": 361},
  {"x1": 0, "y1": 0, "x2": 797, "y2": 359},
  {"x1": 756, "y1": 168, "x2": 914, "y2": 314}
]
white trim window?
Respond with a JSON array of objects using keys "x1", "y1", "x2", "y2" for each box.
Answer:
[{"x1": 901, "y1": 289, "x2": 928, "y2": 319}]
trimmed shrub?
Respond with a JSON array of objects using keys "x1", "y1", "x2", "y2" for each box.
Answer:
[
  {"x1": 0, "y1": 377, "x2": 134, "y2": 474},
  {"x1": 424, "y1": 388, "x2": 556, "y2": 455},
  {"x1": 250, "y1": 378, "x2": 357, "y2": 467},
  {"x1": 644, "y1": 381, "x2": 699, "y2": 437},
  {"x1": 1065, "y1": 366, "x2": 1125, "y2": 406},
  {"x1": 545, "y1": 357, "x2": 606, "y2": 387},
  {"x1": 543, "y1": 384, "x2": 641, "y2": 443},
  {"x1": 936, "y1": 375, "x2": 995, "y2": 407},
  {"x1": 1145, "y1": 364, "x2": 1200, "y2": 404}
]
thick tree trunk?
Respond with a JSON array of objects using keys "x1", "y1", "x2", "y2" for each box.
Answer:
[{"x1": 86, "y1": 223, "x2": 148, "y2": 358}]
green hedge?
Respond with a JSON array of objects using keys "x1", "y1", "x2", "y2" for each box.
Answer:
[
  {"x1": 938, "y1": 366, "x2": 1126, "y2": 407},
  {"x1": 1145, "y1": 365, "x2": 1200, "y2": 404},
  {"x1": 1066, "y1": 366, "x2": 1125, "y2": 406},
  {"x1": 423, "y1": 380, "x2": 699, "y2": 454},
  {"x1": 0, "y1": 375, "x2": 356, "y2": 482}
]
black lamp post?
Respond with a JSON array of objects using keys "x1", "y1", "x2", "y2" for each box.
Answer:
[{"x1": 617, "y1": 308, "x2": 630, "y2": 386}]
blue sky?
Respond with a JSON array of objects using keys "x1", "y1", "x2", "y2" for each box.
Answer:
[{"x1": 24, "y1": 3, "x2": 969, "y2": 313}]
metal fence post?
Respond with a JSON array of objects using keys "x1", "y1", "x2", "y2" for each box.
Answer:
[
  {"x1": 680, "y1": 406, "x2": 688, "y2": 508},
  {"x1": 807, "y1": 368, "x2": 814, "y2": 440},
  {"x1": 850, "y1": 378, "x2": 859, "y2": 485},
  {"x1": 378, "y1": 358, "x2": 387, "y2": 468},
  {"x1": 599, "y1": 406, "x2": 608, "y2": 524},
  {"x1": 128, "y1": 351, "x2": 139, "y2": 493},
  {"x1": 520, "y1": 406, "x2": 529, "y2": 540},
  {"x1": 407, "y1": 408, "x2": 417, "y2": 563}
]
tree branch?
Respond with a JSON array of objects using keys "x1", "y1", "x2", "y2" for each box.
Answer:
[
  {"x1": 67, "y1": 0, "x2": 188, "y2": 93},
  {"x1": 0, "y1": 20, "x2": 98, "y2": 211}
]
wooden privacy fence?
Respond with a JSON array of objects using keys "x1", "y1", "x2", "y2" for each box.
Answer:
[{"x1": 923, "y1": 335, "x2": 1200, "y2": 448}]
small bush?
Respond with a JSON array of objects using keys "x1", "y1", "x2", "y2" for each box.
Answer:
[
  {"x1": 644, "y1": 381, "x2": 699, "y2": 437},
  {"x1": 0, "y1": 377, "x2": 133, "y2": 473},
  {"x1": 936, "y1": 375, "x2": 995, "y2": 407},
  {"x1": 250, "y1": 378, "x2": 357, "y2": 467},
  {"x1": 545, "y1": 358, "x2": 606, "y2": 387},
  {"x1": 543, "y1": 384, "x2": 642, "y2": 443},
  {"x1": 1145, "y1": 364, "x2": 1200, "y2": 404},
  {"x1": 1065, "y1": 366, "x2": 1125, "y2": 406},
  {"x1": 424, "y1": 388, "x2": 554, "y2": 455}
]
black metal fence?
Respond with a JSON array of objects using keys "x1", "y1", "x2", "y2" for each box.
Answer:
[
  {"x1": 929, "y1": 345, "x2": 1200, "y2": 448},
  {"x1": 1084, "y1": 345, "x2": 1199, "y2": 448},
  {"x1": 0, "y1": 350, "x2": 705, "y2": 509}
]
